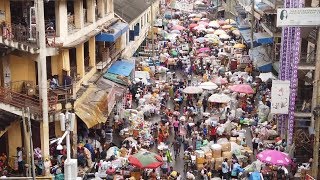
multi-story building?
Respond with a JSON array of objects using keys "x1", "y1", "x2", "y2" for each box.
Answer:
[{"x1": 0, "y1": 0, "x2": 131, "y2": 172}]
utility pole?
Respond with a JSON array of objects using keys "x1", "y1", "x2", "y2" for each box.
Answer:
[
  {"x1": 311, "y1": 28, "x2": 320, "y2": 179},
  {"x1": 151, "y1": 0, "x2": 155, "y2": 58},
  {"x1": 27, "y1": 107, "x2": 36, "y2": 180},
  {"x1": 21, "y1": 108, "x2": 31, "y2": 177},
  {"x1": 35, "y1": 0, "x2": 50, "y2": 175},
  {"x1": 250, "y1": 0, "x2": 255, "y2": 49}
]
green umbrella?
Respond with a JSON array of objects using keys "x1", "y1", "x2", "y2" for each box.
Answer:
[{"x1": 128, "y1": 150, "x2": 163, "y2": 169}]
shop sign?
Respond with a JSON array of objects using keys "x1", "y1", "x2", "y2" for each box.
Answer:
[
  {"x1": 271, "y1": 80, "x2": 290, "y2": 114},
  {"x1": 277, "y1": 8, "x2": 320, "y2": 27}
]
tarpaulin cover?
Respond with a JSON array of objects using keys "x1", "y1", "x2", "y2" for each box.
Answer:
[{"x1": 107, "y1": 60, "x2": 135, "y2": 77}]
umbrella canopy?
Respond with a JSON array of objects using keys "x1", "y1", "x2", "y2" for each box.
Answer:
[
  {"x1": 194, "y1": 25, "x2": 207, "y2": 32},
  {"x1": 189, "y1": 23, "x2": 198, "y2": 29},
  {"x1": 170, "y1": 29, "x2": 181, "y2": 34},
  {"x1": 218, "y1": 20, "x2": 225, "y2": 25},
  {"x1": 199, "y1": 81, "x2": 218, "y2": 90},
  {"x1": 214, "y1": 29, "x2": 227, "y2": 35},
  {"x1": 219, "y1": 34, "x2": 231, "y2": 40},
  {"x1": 212, "y1": 76, "x2": 228, "y2": 85},
  {"x1": 224, "y1": 19, "x2": 236, "y2": 25},
  {"x1": 229, "y1": 84, "x2": 254, "y2": 94},
  {"x1": 232, "y1": 29, "x2": 241, "y2": 36},
  {"x1": 198, "y1": 21, "x2": 209, "y2": 27},
  {"x1": 205, "y1": 34, "x2": 219, "y2": 39},
  {"x1": 192, "y1": 17, "x2": 201, "y2": 21},
  {"x1": 196, "y1": 37, "x2": 207, "y2": 43},
  {"x1": 233, "y1": 43, "x2": 246, "y2": 49},
  {"x1": 257, "y1": 150, "x2": 292, "y2": 166},
  {"x1": 183, "y1": 86, "x2": 203, "y2": 94},
  {"x1": 197, "y1": 53, "x2": 209, "y2": 57},
  {"x1": 206, "y1": 28, "x2": 215, "y2": 33},
  {"x1": 128, "y1": 150, "x2": 163, "y2": 169},
  {"x1": 208, "y1": 21, "x2": 220, "y2": 28},
  {"x1": 198, "y1": 47, "x2": 210, "y2": 53},
  {"x1": 188, "y1": 13, "x2": 197, "y2": 18},
  {"x1": 208, "y1": 93, "x2": 231, "y2": 103},
  {"x1": 172, "y1": 25, "x2": 185, "y2": 31},
  {"x1": 221, "y1": 25, "x2": 233, "y2": 29}
]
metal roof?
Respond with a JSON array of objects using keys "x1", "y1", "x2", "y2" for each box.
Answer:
[{"x1": 114, "y1": 0, "x2": 150, "y2": 23}]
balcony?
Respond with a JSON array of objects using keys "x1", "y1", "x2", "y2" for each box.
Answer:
[
  {"x1": 298, "y1": 51, "x2": 316, "y2": 70},
  {"x1": 262, "y1": 0, "x2": 283, "y2": 8},
  {"x1": 260, "y1": 19, "x2": 281, "y2": 37},
  {"x1": 0, "y1": 86, "x2": 58, "y2": 117}
]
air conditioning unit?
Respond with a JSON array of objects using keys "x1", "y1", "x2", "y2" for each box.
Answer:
[{"x1": 64, "y1": 159, "x2": 78, "y2": 180}]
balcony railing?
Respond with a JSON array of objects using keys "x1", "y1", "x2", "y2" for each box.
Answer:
[
  {"x1": 0, "y1": 86, "x2": 58, "y2": 115},
  {"x1": 0, "y1": 22, "x2": 37, "y2": 46}
]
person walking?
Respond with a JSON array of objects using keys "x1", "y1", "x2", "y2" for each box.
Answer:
[
  {"x1": 16, "y1": 147, "x2": 24, "y2": 175},
  {"x1": 221, "y1": 158, "x2": 229, "y2": 180},
  {"x1": 252, "y1": 134, "x2": 260, "y2": 155}
]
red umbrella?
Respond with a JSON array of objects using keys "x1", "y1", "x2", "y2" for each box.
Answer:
[
  {"x1": 189, "y1": 23, "x2": 198, "y2": 29},
  {"x1": 128, "y1": 151, "x2": 163, "y2": 169},
  {"x1": 229, "y1": 84, "x2": 254, "y2": 94},
  {"x1": 172, "y1": 25, "x2": 185, "y2": 31}
]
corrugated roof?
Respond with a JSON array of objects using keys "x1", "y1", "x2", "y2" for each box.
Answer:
[{"x1": 114, "y1": 0, "x2": 150, "y2": 23}]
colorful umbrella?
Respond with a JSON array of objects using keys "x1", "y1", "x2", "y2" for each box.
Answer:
[
  {"x1": 232, "y1": 29, "x2": 241, "y2": 36},
  {"x1": 196, "y1": 37, "x2": 207, "y2": 43},
  {"x1": 208, "y1": 93, "x2": 231, "y2": 103},
  {"x1": 206, "y1": 28, "x2": 215, "y2": 33},
  {"x1": 194, "y1": 25, "x2": 207, "y2": 32},
  {"x1": 208, "y1": 21, "x2": 220, "y2": 28},
  {"x1": 225, "y1": 19, "x2": 236, "y2": 25},
  {"x1": 170, "y1": 30, "x2": 181, "y2": 34},
  {"x1": 212, "y1": 76, "x2": 228, "y2": 85},
  {"x1": 218, "y1": 20, "x2": 226, "y2": 25},
  {"x1": 233, "y1": 43, "x2": 246, "y2": 49},
  {"x1": 257, "y1": 150, "x2": 292, "y2": 166},
  {"x1": 198, "y1": 21, "x2": 209, "y2": 27},
  {"x1": 183, "y1": 86, "x2": 203, "y2": 94},
  {"x1": 205, "y1": 34, "x2": 219, "y2": 39},
  {"x1": 219, "y1": 34, "x2": 231, "y2": 40},
  {"x1": 199, "y1": 82, "x2": 218, "y2": 90},
  {"x1": 229, "y1": 84, "x2": 254, "y2": 94},
  {"x1": 198, "y1": 47, "x2": 210, "y2": 53},
  {"x1": 172, "y1": 25, "x2": 185, "y2": 31},
  {"x1": 128, "y1": 151, "x2": 163, "y2": 169},
  {"x1": 221, "y1": 25, "x2": 233, "y2": 29},
  {"x1": 197, "y1": 53, "x2": 209, "y2": 57},
  {"x1": 192, "y1": 17, "x2": 201, "y2": 21},
  {"x1": 189, "y1": 23, "x2": 198, "y2": 29},
  {"x1": 214, "y1": 29, "x2": 227, "y2": 35}
]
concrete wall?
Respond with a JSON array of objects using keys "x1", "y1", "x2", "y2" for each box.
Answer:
[
  {"x1": 9, "y1": 55, "x2": 36, "y2": 87},
  {"x1": 7, "y1": 120, "x2": 22, "y2": 157}
]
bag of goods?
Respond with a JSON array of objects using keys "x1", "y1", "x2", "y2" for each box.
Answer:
[
  {"x1": 196, "y1": 157, "x2": 205, "y2": 164},
  {"x1": 220, "y1": 142, "x2": 231, "y2": 152},
  {"x1": 201, "y1": 146, "x2": 211, "y2": 154},
  {"x1": 230, "y1": 137, "x2": 237, "y2": 143},
  {"x1": 215, "y1": 157, "x2": 223, "y2": 170},
  {"x1": 197, "y1": 163, "x2": 204, "y2": 170},
  {"x1": 217, "y1": 138, "x2": 229, "y2": 144},
  {"x1": 222, "y1": 151, "x2": 232, "y2": 159},
  {"x1": 217, "y1": 126, "x2": 225, "y2": 135},
  {"x1": 205, "y1": 152, "x2": 212, "y2": 160},
  {"x1": 236, "y1": 137, "x2": 242, "y2": 145},
  {"x1": 211, "y1": 144, "x2": 222, "y2": 158},
  {"x1": 195, "y1": 150, "x2": 205, "y2": 158}
]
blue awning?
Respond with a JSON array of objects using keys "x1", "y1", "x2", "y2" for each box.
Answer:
[
  {"x1": 106, "y1": 60, "x2": 135, "y2": 77},
  {"x1": 254, "y1": 32, "x2": 273, "y2": 44},
  {"x1": 96, "y1": 22, "x2": 129, "y2": 42}
]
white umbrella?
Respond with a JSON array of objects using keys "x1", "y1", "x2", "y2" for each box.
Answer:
[
  {"x1": 208, "y1": 93, "x2": 231, "y2": 103},
  {"x1": 179, "y1": 116, "x2": 186, "y2": 121},
  {"x1": 171, "y1": 30, "x2": 181, "y2": 34},
  {"x1": 199, "y1": 82, "x2": 218, "y2": 90},
  {"x1": 214, "y1": 29, "x2": 227, "y2": 35},
  {"x1": 219, "y1": 34, "x2": 231, "y2": 40},
  {"x1": 183, "y1": 86, "x2": 203, "y2": 94},
  {"x1": 208, "y1": 21, "x2": 220, "y2": 28},
  {"x1": 188, "y1": 13, "x2": 197, "y2": 18}
]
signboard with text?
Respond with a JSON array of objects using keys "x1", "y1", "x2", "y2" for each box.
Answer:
[
  {"x1": 271, "y1": 80, "x2": 290, "y2": 114},
  {"x1": 277, "y1": 8, "x2": 320, "y2": 27}
]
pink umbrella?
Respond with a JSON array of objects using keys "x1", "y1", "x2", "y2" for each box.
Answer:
[
  {"x1": 229, "y1": 84, "x2": 254, "y2": 94},
  {"x1": 257, "y1": 150, "x2": 292, "y2": 166},
  {"x1": 197, "y1": 47, "x2": 210, "y2": 53},
  {"x1": 172, "y1": 25, "x2": 185, "y2": 31},
  {"x1": 198, "y1": 21, "x2": 209, "y2": 27},
  {"x1": 212, "y1": 77, "x2": 228, "y2": 85},
  {"x1": 197, "y1": 53, "x2": 209, "y2": 57}
]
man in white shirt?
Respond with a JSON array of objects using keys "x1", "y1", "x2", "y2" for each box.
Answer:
[{"x1": 222, "y1": 158, "x2": 229, "y2": 180}]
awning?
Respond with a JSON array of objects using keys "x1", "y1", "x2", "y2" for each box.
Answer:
[
  {"x1": 74, "y1": 78, "x2": 126, "y2": 128},
  {"x1": 249, "y1": 45, "x2": 273, "y2": 72},
  {"x1": 255, "y1": 2, "x2": 276, "y2": 15},
  {"x1": 107, "y1": 60, "x2": 135, "y2": 76},
  {"x1": 96, "y1": 22, "x2": 129, "y2": 42},
  {"x1": 62, "y1": 18, "x2": 119, "y2": 48},
  {"x1": 239, "y1": 29, "x2": 260, "y2": 48},
  {"x1": 254, "y1": 32, "x2": 273, "y2": 44},
  {"x1": 0, "y1": 110, "x2": 19, "y2": 138}
]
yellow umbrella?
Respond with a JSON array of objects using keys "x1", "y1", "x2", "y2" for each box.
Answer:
[
  {"x1": 233, "y1": 43, "x2": 246, "y2": 49},
  {"x1": 225, "y1": 19, "x2": 236, "y2": 24},
  {"x1": 221, "y1": 25, "x2": 233, "y2": 29},
  {"x1": 214, "y1": 29, "x2": 227, "y2": 35}
]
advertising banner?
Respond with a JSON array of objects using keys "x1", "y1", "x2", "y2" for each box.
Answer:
[
  {"x1": 277, "y1": 8, "x2": 320, "y2": 27},
  {"x1": 271, "y1": 80, "x2": 290, "y2": 114}
]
